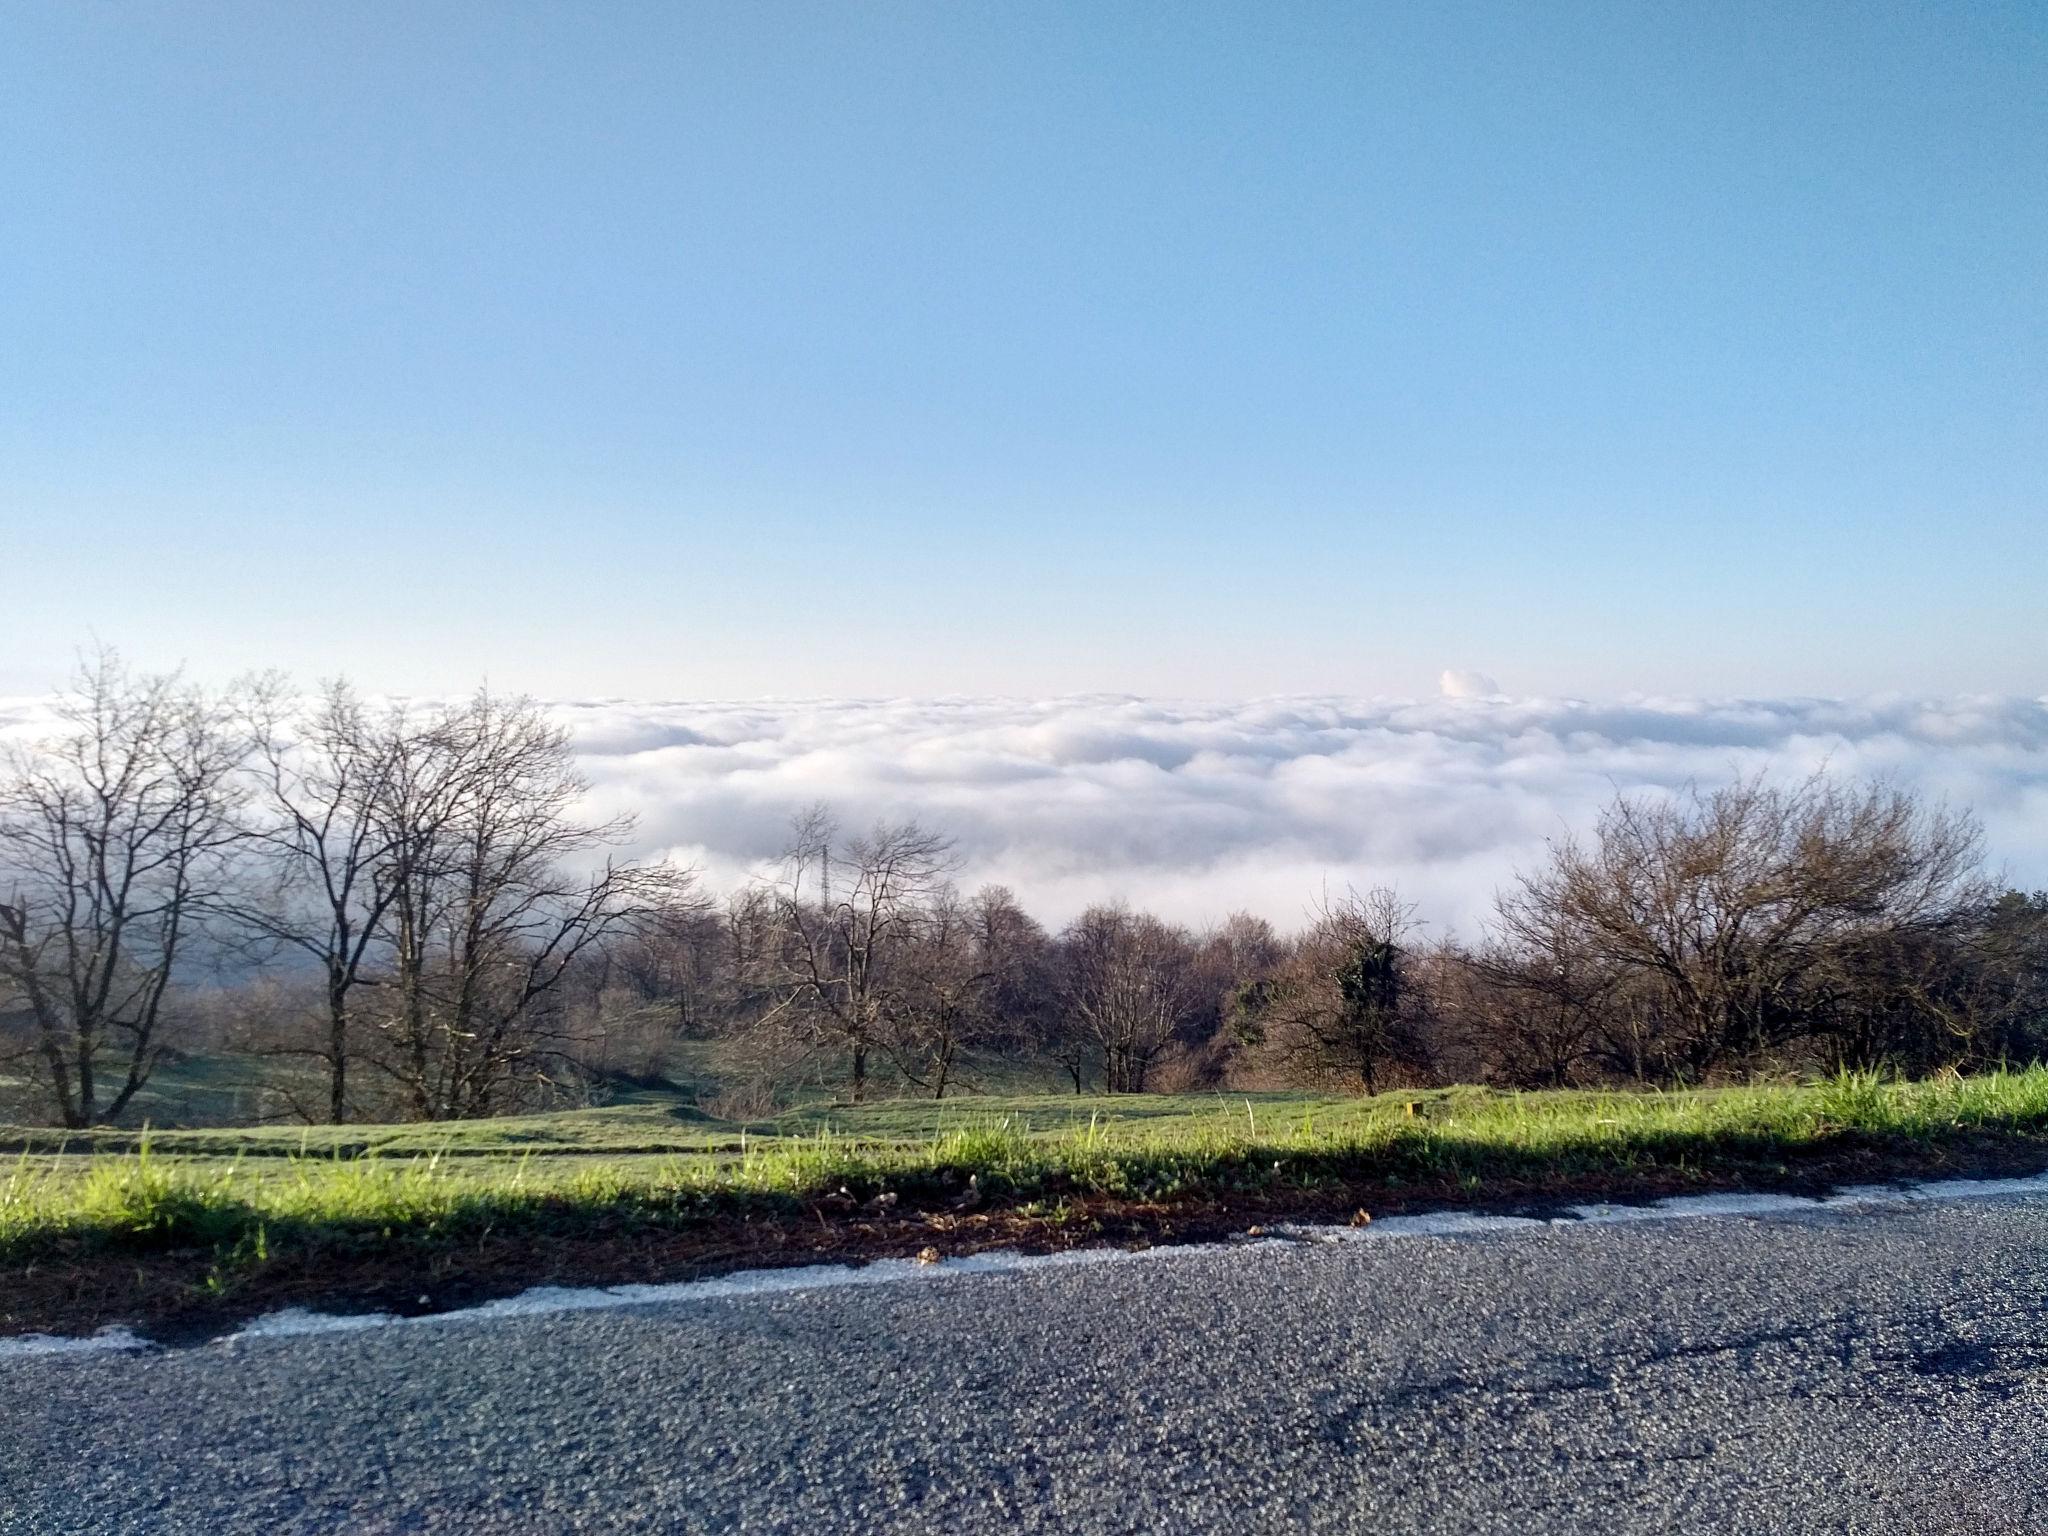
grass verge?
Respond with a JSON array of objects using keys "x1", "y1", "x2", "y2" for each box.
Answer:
[{"x1": 7, "y1": 1067, "x2": 2048, "y2": 1341}]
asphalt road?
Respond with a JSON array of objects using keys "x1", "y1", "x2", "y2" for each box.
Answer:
[{"x1": 6, "y1": 1191, "x2": 2047, "y2": 1534}]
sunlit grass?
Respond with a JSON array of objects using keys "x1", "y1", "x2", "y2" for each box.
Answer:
[{"x1": 6, "y1": 1067, "x2": 2047, "y2": 1278}]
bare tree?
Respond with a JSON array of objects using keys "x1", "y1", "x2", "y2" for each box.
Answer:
[
  {"x1": 1464, "y1": 906, "x2": 1622, "y2": 1089},
  {"x1": 761, "y1": 807, "x2": 959, "y2": 1101},
  {"x1": 367, "y1": 691, "x2": 690, "y2": 1119},
  {"x1": 1495, "y1": 774, "x2": 1988, "y2": 1081},
  {"x1": 1974, "y1": 890, "x2": 2048, "y2": 1064},
  {"x1": 719, "y1": 887, "x2": 783, "y2": 1034},
  {"x1": 1056, "y1": 903, "x2": 1198, "y2": 1093},
  {"x1": 0, "y1": 654, "x2": 246, "y2": 1126},
  {"x1": 1805, "y1": 889, "x2": 2048, "y2": 1074},
  {"x1": 969, "y1": 885, "x2": 1058, "y2": 1069},
  {"x1": 1194, "y1": 911, "x2": 1284, "y2": 1086},
  {"x1": 603, "y1": 896, "x2": 725, "y2": 1039},
  {"x1": 232, "y1": 679, "x2": 409, "y2": 1122},
  {"x1": 887, "y1": 886, "x2": 993, "y2": 1098}
]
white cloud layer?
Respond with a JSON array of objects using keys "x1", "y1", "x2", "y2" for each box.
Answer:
[
  {"x1": 7, "y1": 692, "x2": 2046, "y2": 936},
  {"x1": 554, "y1": 692, "x2": 2048, "y2": 934}
]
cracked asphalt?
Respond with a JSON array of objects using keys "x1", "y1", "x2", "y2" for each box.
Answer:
[{"x1": 5, "y1": 1191, "x2": 2046, "y2": 1533}]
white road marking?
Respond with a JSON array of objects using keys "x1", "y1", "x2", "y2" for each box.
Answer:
[{"x1": 0, "y1": 1326, "x2": 151, "y2": 1360}]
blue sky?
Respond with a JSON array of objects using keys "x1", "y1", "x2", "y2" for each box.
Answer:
[{"x1": 4, "y1": 2, "x2": 2042, "y2": 698}]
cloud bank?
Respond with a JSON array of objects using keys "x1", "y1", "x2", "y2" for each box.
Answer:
[
  {"x1": 6, "y1": 692, "x2": 2045, "y2": 936},
  {"x1": 555, "y1": 693, "x2": 2048, "y2": 934}
]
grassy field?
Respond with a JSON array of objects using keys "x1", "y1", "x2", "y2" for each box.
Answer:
[
  {"x1": 0, "y1": 1038, "x2": 1073, "y2": 1133},
  {"x1": 8, "y1": 1067, "x2": 2048, "y2": 1337},
  {"x1": 0, "y1": 1082, "x2": 1503, "y2": 1158}
]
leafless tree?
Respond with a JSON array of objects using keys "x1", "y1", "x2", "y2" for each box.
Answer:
[
  {"x1": 1804, "y1": 889, "x2": 2048, "y2": 1074},
  {"x1": 366, "y1": 691, "x2": 691, "y2": 1119},
  {"x1": 1974, "y1": 890, "x2": 2048, "y2": 1063},
  {"x1": 1194, "y1": 911, "x2": 1284, "y2": 1085},
  {"x1": 887, "y1": 886, "x2": 992, "y2": 1098},
  {"x1": 1056, "y1": 902, "x2": 1199, "y2": 1093},
  {"x1": 760, "y1": 807, "x2": 960, "y2": 1101},
  {"x1": 1494, "y1": 774, "x2": 1988, "y2": 1081},
  {"x1": 969, "y1": 884, "x2": 1058, "y2": 1064},
  {"x1": 0, "y1": 653, "x2": 247, "y2": 1126},
  {"x1": 231, "y1": 679, "x2": 411, "y2": 1122},
  {"x1": 603, "y1": 897, "x2": 725, "y2": 1039},
  {"x1": 719, "y1": 887, "x2": 784, "y2": 1034},
  {"x1": 1464, "y1": 907, "x2": 1623, "y2": 1088}
]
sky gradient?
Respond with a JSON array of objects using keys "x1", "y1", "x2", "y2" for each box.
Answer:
[{"x1": 4, "y1": 2, "x2": 2043, "y2": 698}]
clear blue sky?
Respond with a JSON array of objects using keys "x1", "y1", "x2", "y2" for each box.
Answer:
[{"x1": 3, "y1": 2, "x2": 2042, "y2": 698}]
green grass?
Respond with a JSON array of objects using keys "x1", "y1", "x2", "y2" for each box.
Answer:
[
  {"x1": 0, "y1": 1038, "x2": 1079, "y2": 1133},
  {"x1": 8, "y1": 1067, "x2": 2048, "y2": 1284},
  {"x1": 0, "y1": 1049, "x2": 332, "y2": 1130},
  {"x1": 0, "y1": 1084, "x2": 1480, "y2": 1158}
]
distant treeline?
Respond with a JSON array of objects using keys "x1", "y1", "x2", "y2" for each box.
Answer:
[{"x1": 2, "y1": 655, "x2": 2045, "y2": 1127}]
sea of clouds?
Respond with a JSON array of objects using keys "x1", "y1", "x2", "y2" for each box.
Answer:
[
  {"x1": 553, "y1": 687, "x2": 2048, "y2": 936},
  {"x1": 6, "y1": 686, "x2": 2046, "y2": 936}
]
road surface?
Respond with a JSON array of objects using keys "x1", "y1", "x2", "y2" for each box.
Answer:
[{"x1": 5, "y1": 1188, "x2": 2047, "y2": 1533}]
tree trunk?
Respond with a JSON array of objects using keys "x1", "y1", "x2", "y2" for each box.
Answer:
[
  {"x1": 327, "y1": 969, "x2": 350, "y2": 1124},
  {"x1": 76, "y1": 1040, "x2": 95, "y2": 1126}
]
